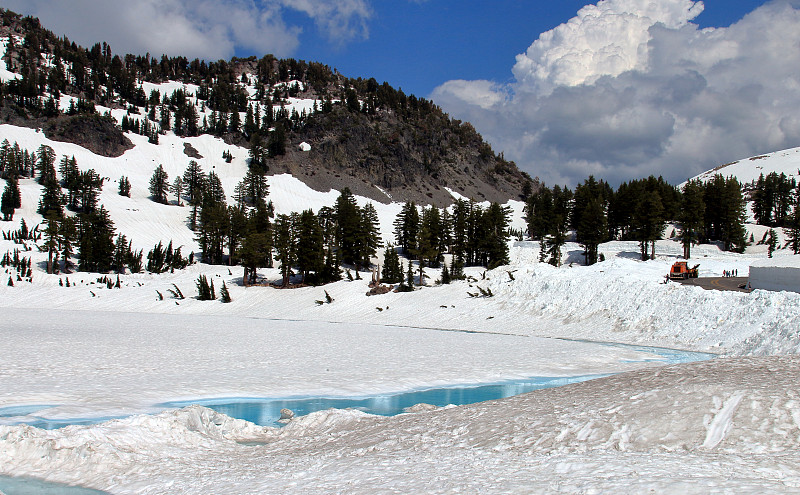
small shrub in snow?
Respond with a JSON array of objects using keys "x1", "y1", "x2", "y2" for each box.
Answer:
[
  {"x1": 220, "y1": 281, "x2": 232, "y2": 303},
  {"x1": 196, "y1": 275, "x2": 215, "y2": 301},
  {"x1": 167, "y1": 284, "x2": 185, "y2": 300}
]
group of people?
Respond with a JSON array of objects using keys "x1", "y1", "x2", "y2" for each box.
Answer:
[{"x1": 723, "y1": 269, "x2": 739, "y2": 278}]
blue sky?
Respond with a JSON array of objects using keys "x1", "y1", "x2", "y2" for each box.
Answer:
[
  {"x1": 3, "y1": 0, "x2": 797, "y2": 186},
  {"x1": 271, "y1": 0, "x2": 771, "y2": 99}
]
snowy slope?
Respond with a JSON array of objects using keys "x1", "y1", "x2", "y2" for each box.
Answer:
[
  {"x1": 691, "y1": 145, "x2": 800, "y2": 185},
  {"x1": 1, "y1": 356, "x2": 798, "y2": 493}
]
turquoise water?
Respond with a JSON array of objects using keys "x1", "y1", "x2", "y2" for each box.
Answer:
[
  {"x1": 160, "y1": 374, "x2": 608, "y2": 427},
  {"x1": 0, "y1": 476, "x2": 110, "y2": 494},
  {"x1": 161, "y1": 343, "x2": 713, "y2": 427},
  {"x1": 3, "y1": 342, "x2": 714, "y2": 430}
]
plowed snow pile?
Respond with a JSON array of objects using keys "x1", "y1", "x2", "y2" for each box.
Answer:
[{"x1": 2, "y1": 357, "x2": 798, "y2": 493}]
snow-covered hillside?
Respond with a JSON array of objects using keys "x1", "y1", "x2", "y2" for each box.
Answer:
[
  {"x1": 2, "y1": 43, "x2": 800, "y2": 493},
  {"x1": 691, "y1": 145, "x2": 800, "y2": 185}
]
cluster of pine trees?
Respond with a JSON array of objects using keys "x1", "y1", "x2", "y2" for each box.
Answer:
[
  {"x1": 526, "y1": 174, "x2": 748, "y2": 265},
  {"x1": 748, "y1": 172, "x2": 797, "y2": 227},
  {"x1": 0, "y1": 7, "x2": 525, "y2": 200},
  {"x1": 392, "y1": 199, "x2": 510, "y2": 276}
]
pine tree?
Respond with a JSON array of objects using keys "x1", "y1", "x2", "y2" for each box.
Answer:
[
  {"x1": 1, "y1": 179, "x2": 16, "y2": 221},
  {"x1": 295, "y1": 209, "x2": 324, "y2": 283},
  {"x1": 381, "y1": 244, "x2": 403, "y2": 284},
  {"x1": 767, "y1": 228, "x2": 777, "y2": 258},
  {"x1": 273, "y1": 213, "x2": 296, "y2": 287},
  {"x1": 220, "y1": 281, "x2": 232, "y2": 303},
  {"x1": 788, "y1": 189, "x2": 800, "y2": 254},
  {"x1": 38, "y1": 178, "x2": 65, "y2": 219},
  {"x1": 248, "y1": 133, "x2": 267, "y2": 173},
  {"x1": 267, "y1": 123, "x2": 286, "y2": 157},
  {"x1": 406, "y1": 261, "x2": 416, "y2": 288},
  {"x1": 357, "y1": 203, "x2": 382, "y2": 268},
  {"x1": 118, "y1": 175, "x2": 131, "y2": 197},
  {"x1": 440, "y1": 262, "x2": 451, "y2": 285},
  {"x1": 679, "y1": 180, "x2": 705, "y2": 259},
  {"x1": 149, "y1": 164, "x2": 169, "y2": 204},
  {"x1": 172, "y1": 175, "x2": 184, "y2": 205},
  {"x1": 393, "y1": 201, "x2": 420, "y2": 257},
  {"x1": 335, "y1": 188, "x2": 362, "y2": 267},
  {"x1": 196, "y1": 274, "x2": 214, "y2": 300},
  {"x1": 77, "y1": 206, "x2": 116, "y2": 273},
  {"x1": 182, "y1": 160, "x2": 206, "y2": 205},
  {"x1": 572, "y1": 177, "x2": 608, "y2": 265},
  {"x1": 239, "y1": 232, "x2": 270, "y2": 286}
]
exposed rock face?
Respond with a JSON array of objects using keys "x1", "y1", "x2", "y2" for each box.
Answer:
[
  {"x1": 183, "y1": 143, "x2": 203, "y2": 159},
  {"x1": 43, "y1": 114, "x2": 133, "y2": 157}
]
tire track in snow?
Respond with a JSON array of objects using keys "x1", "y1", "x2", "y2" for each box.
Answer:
[{"x1": 703, "y1": 391, "x2": 745, "y2": 449}]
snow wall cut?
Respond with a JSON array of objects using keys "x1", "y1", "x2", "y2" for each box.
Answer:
[{"x1": 749, "y1": 257, "x2": 800, "y2": 293}]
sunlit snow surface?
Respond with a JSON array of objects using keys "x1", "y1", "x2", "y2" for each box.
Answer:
[{"x1": 0, "y1": 46, "x2": 800, "y2": 491}]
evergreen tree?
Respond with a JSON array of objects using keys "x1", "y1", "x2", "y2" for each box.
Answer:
[
  {"x1": 118, "y1": 175, "x2": 131, "y2": 197},
  {"x1": 226, "y1": 205, "x2": 249, "y2": 265},
  {"x1": 440, "y1": 262, "x2": 451, "y2": 285},
  {"x1": 149, "y1": 164, "x2": 169, "y2": 204},
  {"x1": 334, "y1": 188, "x2": 362, "y2": 267},
  {"x1": 37, "y1": 177, "x2": 65, "y2": 219},
  {"x1": 381, "y1": 244, "x2": 403, "y2": 284},
  {"x1": 450, "y1": 199, "x2": 469, "y2": 262},
  {"x1": 239, "y1": 232, "x2": 270, "y2": 285},
  {"x1": 267, "y1": 123, "x2": 287, "y2": 157},
  {"x1": 196, "y1": 274, "x2": 215, "y2": 300},
  {"x1": 572, "y1": 177, "x2": 609, "y2": 265},
  {"x1": 273, "y1": 213, "x2": 295, "y2": 287},
  {"x1": 393, "y1": 201, "x2": 419, "y2": 256},
  {"x1": 220, "y1": 281, "x2": 232, "y2": 303},
  {"x1": 295, "y1": 209, "x2": 324, "y2": 283},
  {"x1": 450, "y1": 256, "x2": 465, "y2": 280},
  {"x1": 633, "y1": 188, "x2": 664, "y2": 261},
  {"x1": 77, "y1": 206, "x2": 116, "y2": 272},
  {"x1": 482, "y1": 202, "x2": 511, "y2": 268},
  {"x1": 60, "y1": 216, "x2": 77, "y2": 274},
  {"x1": 182, "y1": 160, "x2": 206, "y2": 205},
  {"x1": 172, "y1": 175, "x2": 184, "y2": 205},
  {"x1": 415, "y1": 206, "x2": 442, "y2": 269},
  {"x1": 40, "y1": 215, "x2": 60, "y2": 273},
  {"x1": 35, "y1": 144, "x2": 56, "y2": 184},
  {"x1": 248, "y1": 133, "x2": 267, "y2": 173},
  {"x1": 679, "y1": 180, "x2": 706, "y2": 259},
  {"x1": 197, "y1": 201, "x2": 228, "y2": 264},
  {"x1": 1, "y1": 178, "x2": 17, "y2": 221},
  {"x1": 788, "y1": 189, "x2": 800, "y2": 255},
  {"x1": 357, "y1": 203, "x2": 382, "y2": 268},
  {"x1": 767, "y1": 228, "x2": 778, "y2": 258}
]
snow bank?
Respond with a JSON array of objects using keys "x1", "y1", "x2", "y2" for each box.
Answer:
[
  {"x1": 749, "y1": 256, "x2": 800, "y2": 293},
  {"x1": 2, "y1": 356, "x2": 799, "y2": 493}
]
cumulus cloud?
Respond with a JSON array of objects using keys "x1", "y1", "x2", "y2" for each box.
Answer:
[
  {"x1": 432, "y1": 0, "x2": 800, "y2": 187},
  {"x1": 1, "y1": 0, "x2": 371, "y2": 60}
]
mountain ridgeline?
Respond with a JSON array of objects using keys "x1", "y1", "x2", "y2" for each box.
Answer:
[{"x1": 0, "y1": 9, "x2": 532, "y2": 206}]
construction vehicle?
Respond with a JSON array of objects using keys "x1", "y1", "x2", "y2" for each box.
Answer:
[{"x1": 669, "y1": 261, "x2": 699, "y2": 280}]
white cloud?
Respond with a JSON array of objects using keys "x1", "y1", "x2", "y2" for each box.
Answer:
[
  {"x1": 513, "y1": 0, "x2": 704, "y2": 94},
  {"x1": 0, "y1": 0, "x2": 371, "y2": 60},
  {"x1": 432, "y1": 0, "x2": 800, "y2": 187}
]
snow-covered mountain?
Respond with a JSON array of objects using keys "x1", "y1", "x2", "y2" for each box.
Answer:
[
  {"x1": 691, "y1": 145, "x2": 800, "y2": 185},
  {"x1": 0, "y1": 10, "x2": 530, "y2": 207},
  {"x1": 2, "y1": 9, "x2": 800, "y2": 495}
]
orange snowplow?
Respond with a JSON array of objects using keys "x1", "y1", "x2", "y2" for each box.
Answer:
[{"x1": 669, "y1": 261, "x2": 699, "y2": 280}]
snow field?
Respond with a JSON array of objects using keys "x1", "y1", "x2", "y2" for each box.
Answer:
[
  {"x1": 1, "y1": 356, "x2": 799, "y2": 493},
  {"x1": 2, "y1": 42, "x2": 800, "y2": 491}
]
